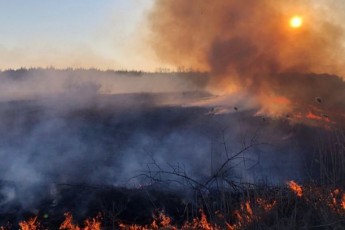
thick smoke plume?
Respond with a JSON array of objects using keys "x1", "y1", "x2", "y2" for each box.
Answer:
[{"x1": 149, "y1": 0, "x2": 345, "y2": 124}]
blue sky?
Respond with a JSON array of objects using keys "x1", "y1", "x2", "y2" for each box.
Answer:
[{"x1": 0, "y1": 0, "x2": 159, "y2": 70}]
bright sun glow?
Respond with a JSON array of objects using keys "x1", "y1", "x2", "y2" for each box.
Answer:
[{"x1": 290, "y1": 16, "x2": 303, "y2": 28}]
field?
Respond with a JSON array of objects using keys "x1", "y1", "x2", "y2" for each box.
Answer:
[{"x1": 0, "y1": 69, "x2": 344, "y2": 229}]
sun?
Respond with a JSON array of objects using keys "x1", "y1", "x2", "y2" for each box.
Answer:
[{"x1": 290, "y1": 16, "x2": 303, "y2": 28}]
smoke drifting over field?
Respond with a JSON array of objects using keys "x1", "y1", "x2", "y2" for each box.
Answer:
[
  {"x1": 0, "y1": 69, "x2": 317, "y2": 212},
  {"x1": 0, "y1": 69, "x2": 209, "y2": 208},
  {"x1": 149, "y1": 0, "x2": 345, "y2": 123}
]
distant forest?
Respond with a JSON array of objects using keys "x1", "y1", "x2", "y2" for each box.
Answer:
[{"x1": 0, "y1": 67, "x2": 208, "y2": 79}]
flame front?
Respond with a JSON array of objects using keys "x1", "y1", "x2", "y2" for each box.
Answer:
[{"x1": 10, "y1": 187, "x2": 345, "y2": 229}]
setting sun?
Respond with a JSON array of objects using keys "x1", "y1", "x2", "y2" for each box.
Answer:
[{"x1": 290, "y1": 16, "x2": 303, "y2": 28}]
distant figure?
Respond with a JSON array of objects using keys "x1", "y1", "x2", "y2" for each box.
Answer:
[
  {"x1": 315, "y1": 97, "x2": 322, "y2": 104},
  {"x1": 234, "y1": 107, "x2": 238, "y2": 111}
]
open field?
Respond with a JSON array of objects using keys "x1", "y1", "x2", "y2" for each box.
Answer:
[{"x1": 0, "y1": 69, "x2": 344, "y2": 229}]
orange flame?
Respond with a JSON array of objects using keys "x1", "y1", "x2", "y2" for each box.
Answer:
[
  {"x1": 306, "y1": 112, "x2": 331, "y2": 123},
  {"x1": 13, "y1": 185, "x2": 345, "y2": 229},
  {"x1": 287, "y1": 181, "x2": 303, "y2": 197},
  {"x1": 60, "y1": 213, "x2": 80, "y2": 230},
  {"x1": 19, "y1": 217, "x2": 39, "y2": 230},
  {"x1": 11, "y1": 199, "x2": 277, "y2": 230},
  {"x1": 84, "y1": 218, "x2": 101, "y2": 230},
  {"x1": 119, "y1": 212, "x2": 174, "y2": 230},
  {"x1": 341, "y1": 194, "x2": 345, "y2": 210},
  {"x1": 59, "y1": 213, "x2": 101, "y2": 230},
  {"x1": 226, "y1": 200, "x2": 263, "y2": 230},
  {"x1": 158, "y1": 213, "x2": 171, "y2": 227},
  {"x1": 245, "y1": 201, "x2": 253, "y2": 216},
  {"x1": 180, "y1": 210, "x2": 220, "y2": 230},
  {"x1": 199, "y1": 210, "x2": 214, "y2": 230}
]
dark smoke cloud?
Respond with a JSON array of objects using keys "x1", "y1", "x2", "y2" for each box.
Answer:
[{"x1": 148, "y1": 0, "x2": 345, "y2": 124}]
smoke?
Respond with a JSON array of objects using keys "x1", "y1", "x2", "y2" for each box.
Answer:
[
  {"x1": 1, "y1": 0, "x2": 345, "y2": 213},
  {"x1": 148, "y1": 0, "x2": 345, "y2": 124},
  {"x1": 0, "y1": 69, "x2": 316, "y2": 213},
  {"x1": 0, "y1": 69, "x2": 209, "y2": 210}
]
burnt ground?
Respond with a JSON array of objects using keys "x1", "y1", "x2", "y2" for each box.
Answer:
[{"x1": 0, "y1": 92, "x2": 341, "y2": 228}]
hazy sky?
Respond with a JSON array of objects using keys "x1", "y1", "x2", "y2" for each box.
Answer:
[
  {"x1": 1, "y1": 0, "x2": 344, "y2": 71},
  {"x1": 0, "y1": 0, "x2": 161, "y2": 70}
]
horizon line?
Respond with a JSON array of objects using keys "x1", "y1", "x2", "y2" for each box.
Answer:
[{"x1": 0, "y1": 66, "x2": 207, "y2": 74}]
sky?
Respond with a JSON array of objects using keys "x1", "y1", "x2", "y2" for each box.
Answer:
[
  {"x1": 1, "y1": 0, "x2": 345, "y2": 72},
  {"x1": 0, "y1": 0, "x2": 160, "y2": 71}
]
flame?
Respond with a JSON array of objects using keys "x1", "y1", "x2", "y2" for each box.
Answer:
[
  {"x1": 178, "y1": 210, "x2": 216, "y2": 230},
  {"x1": 306, "y1": 112, "x2": 331, "y2": 123},
  {"x1": 59, "y1": 213, "x2": 101, "y2": 230},
  {"x1": 84, "y1": 218, "x2": 101, "y2": 230},
  {"x1": 19, "y1": 217, "x2": 39, "y2": 230},
  {"x1": 287, "y1": 180, "x2": 303, "y2": 197},
  {"x1": 198, "y1": 210, "x2": 215, "y2": 230},
  {"x1": 14, "y1": 188, "x2": 345, "y2": 229},
  {"x1": 158, "y1": 213, "x2": 171, "y2": 227},
  {"x1": 227, "y1": 201, "x2": 259, "y2": 230},
  {"x1": 245, "y1": 201, "x2": 253, "y2": 216},
  {"x1": 119, "y1": 212, "x2": 173, "y2": 230},
  {"x1": 60, "y1": 213, "x2": 80, "y2": 230},
  {"x1": 341, "y1": 194, "x2": 345, "y2": 210}
]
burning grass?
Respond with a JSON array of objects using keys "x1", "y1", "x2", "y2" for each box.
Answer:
[
  {"x1": 286, "y1": 181, "x2": 303, "y2": 197},
  {"x1": 3, "y1": 182, "x2": 345, "y2": 229},
  {"x1": 18, "y1": 213, "x2": 102, "y2": 230},
  {"x1": 3, "y1": 127, "x2": 345, "y2": 229}
]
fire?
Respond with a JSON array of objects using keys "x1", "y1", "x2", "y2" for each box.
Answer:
[
  {"x1": 256, "y1": 198, "x2": 277, "y2": 212},
  {"x1": 60, "y1": 213, "x2": 80, "y2": 230},
  {"x1": 287, "y1": 180, "x2": 303, "y2": 197},
  {"x1": 199, "y1": 210, "x2": 215, "y2": 230},
  {"x1": 84, "y1": 218, "x2": 101, "y2": 230},
  {"x1": 158, "y1": 213, "x2": 171, "y2": 227},
  {"x1": 12, "y1": 200, "x2": 277, "y2": 230},
  {"x1": 19, "y1": 217, "x2": 39, "y2": 230},
  {"x1": 13, "y1": 188, "x2": 345, "y2": 229},
  {"x1": 290, "y1": 16, "x2": 303, "y2": 28},
  {"x1": 257, "y1": 95, "x2": 292, "y2": 117},
  {"x1": 329, "y1": 189, "x2": 345, "y2": 212},
  {"x1": 119, "y1": 212, "x2": 173, "y2": 230},
  {"x1": 306, "y1": 112, "x2": 331, "y2": 123},
  {"x1": 341, "y1": 193, "x2": 345, "y2": 210},
  {"x1": 227, "y1": 201, "x2": 257, "y2": 230},
  {"x1": 245, "y1": 201, "x2": 253, "y2": 216},
  {"x1": 59, "y1": 213, "x2": 101, "y2": 230}
]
